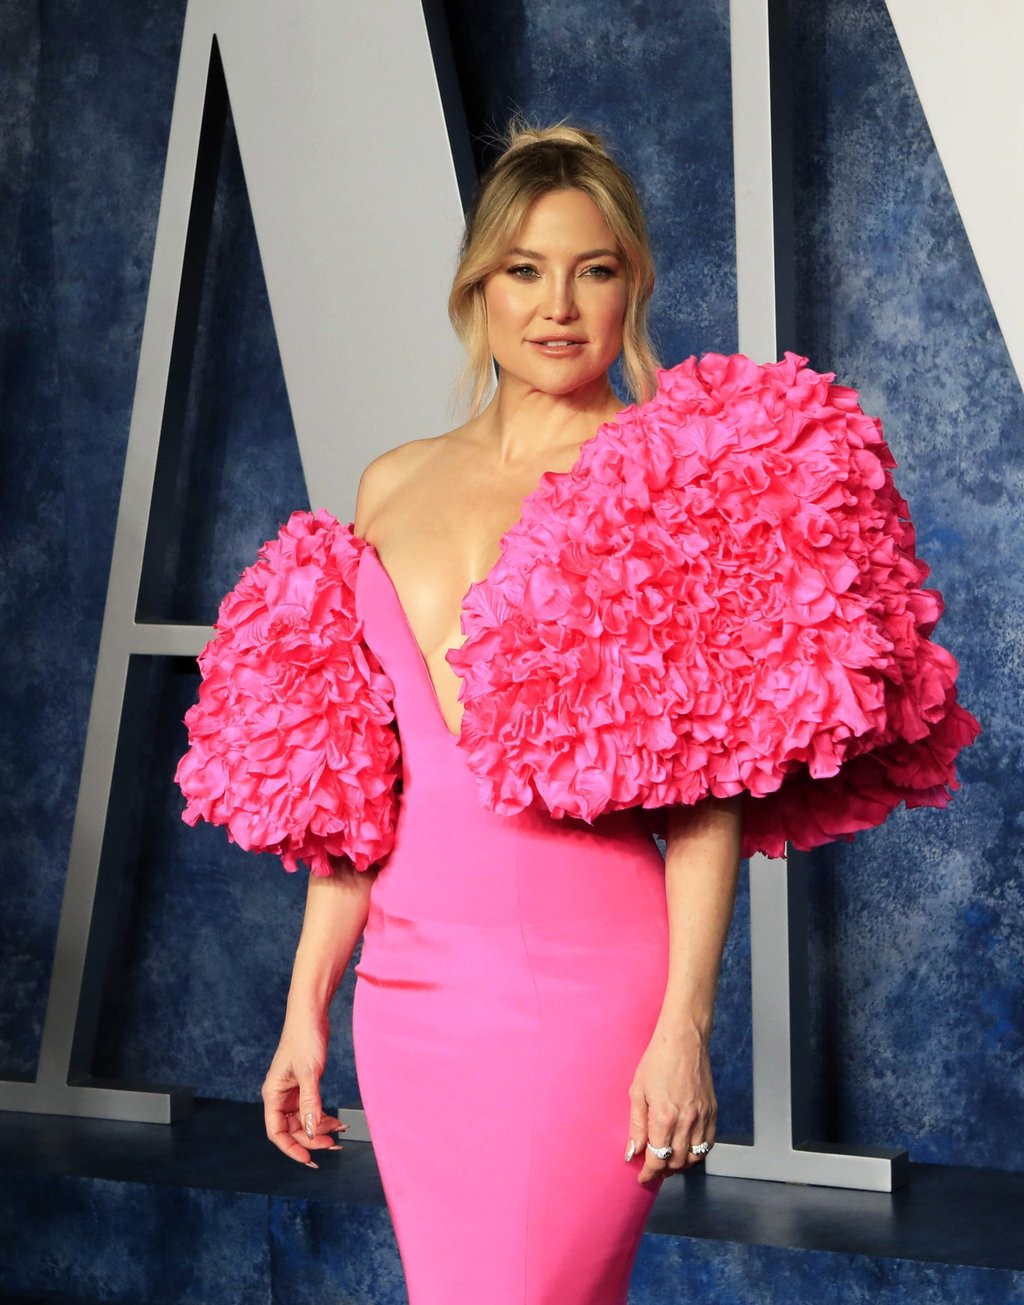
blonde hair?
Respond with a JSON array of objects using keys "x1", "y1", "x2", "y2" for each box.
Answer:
[{"x1": 448, "y1": 119, "x2": 660, "y2": 415}]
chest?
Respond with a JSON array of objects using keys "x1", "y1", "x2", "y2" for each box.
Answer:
[{"x1": 365, "y1": 447, "x2": 580, "y2": 662}]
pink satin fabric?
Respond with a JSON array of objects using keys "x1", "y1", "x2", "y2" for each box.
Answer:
[{"x1": 352, "y1": 545, "x2": 670, "y2": 1304}]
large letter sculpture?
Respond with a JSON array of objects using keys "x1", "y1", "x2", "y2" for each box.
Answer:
[
  {"x1": 885, "y1": 0, "x2": 1024, "y2": 394},
  {"x1": 708, "y1": 0, "x2": 1018, "y2": 1191},
  {"x1": 0, "y1": 0, "x2": 472, "y2": 1124},
  {"x1": 705, "y1": 0, "x2": 910, "y2": 1191}
]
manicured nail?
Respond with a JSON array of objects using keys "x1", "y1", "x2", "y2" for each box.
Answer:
[
  {"x1": 625, "y1": 1139, "x2": 637, "y2": 1162},
  {"x1": 305, "y1": 1160, "x2": 319, "y2": 1169},
  {"x1": 329, "y1": 1144, "x2": 344, "y2": 1151},
  {"x1": 304, "y1": 1112, "x2": 316, "y2": 1140}
]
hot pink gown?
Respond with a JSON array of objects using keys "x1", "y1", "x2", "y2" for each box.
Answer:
[
  {"x1": 351, "y1": 544, "x2": 671, "y2": 1304},
  {"x1": 175, "y1": 353, "x2": 980, "y2": 1302}
]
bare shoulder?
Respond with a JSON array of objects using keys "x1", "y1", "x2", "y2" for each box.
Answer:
[{"x1": 353, "y1": 427, "x2": 468, "y2": 537}]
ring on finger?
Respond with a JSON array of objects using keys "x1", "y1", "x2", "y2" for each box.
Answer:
[
  {"x1": 646, "y1": 1142, "x2": 673, "y2": 1160},
  {"x1": 689, "y1": 1141, "x2": 712, "y2": 1155}
]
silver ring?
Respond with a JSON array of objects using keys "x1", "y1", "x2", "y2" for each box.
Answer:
[
  {"x1": 646, "y1": 1142, "x2": 673, "y2": 1160},
  {"x1": 690, "y1": 1141, "x2": 712, "y2": 1155}
]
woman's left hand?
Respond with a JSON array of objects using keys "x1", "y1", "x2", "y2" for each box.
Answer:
[{"x1": 626, "y1": 1021, "x2": 717, "y2": 1184}]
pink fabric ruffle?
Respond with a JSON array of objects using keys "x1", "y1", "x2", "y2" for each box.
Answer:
[
  {"x1": 448, "y1": 352, "x2": 981, "y2": 857},
  {"x1": 175, "y1": 509, "x2": 400, "y2": 874}
]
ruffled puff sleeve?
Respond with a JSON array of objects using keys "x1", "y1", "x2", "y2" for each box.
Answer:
[
  {"x1": 174, "y1": 508, "x2": 401, "y2": 875},
  {"x1": 449, "y1": 352, "x2": 981, "y2": 859}
]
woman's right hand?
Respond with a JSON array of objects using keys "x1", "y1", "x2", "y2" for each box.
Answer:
[{"x1": 261, "y1": 1012, "x2": 347, "y2": 1167}]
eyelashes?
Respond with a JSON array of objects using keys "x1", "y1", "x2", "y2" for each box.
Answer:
[{"x1": 505, "y1": 264, "x2": 618, "y2": 280}]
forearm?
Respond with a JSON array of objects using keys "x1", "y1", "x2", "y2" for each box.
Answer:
[
  {"x1": 655, "y1": 796, "x2": 742, "y2": 1039},
  {"x1": 284, "y1": 860, "x2": 376, "y2": 1023}
]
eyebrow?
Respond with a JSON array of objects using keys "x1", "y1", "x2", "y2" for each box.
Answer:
[{"x1": 508, "y1": 246, "x2": 622, "y2": 261}]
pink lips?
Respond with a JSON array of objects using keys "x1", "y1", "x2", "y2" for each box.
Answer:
[{"x1": 529, "y1": 337, "x2": 586, "y2": 356}]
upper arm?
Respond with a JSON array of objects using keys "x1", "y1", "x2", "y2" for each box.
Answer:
[{"x1": 664, "y1": 794, "x2": 743, "y2": 860}]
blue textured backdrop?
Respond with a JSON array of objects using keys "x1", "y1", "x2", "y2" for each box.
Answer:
[{"x1": 1, "y1": 0, "x2": 1019, "y2": 1185}]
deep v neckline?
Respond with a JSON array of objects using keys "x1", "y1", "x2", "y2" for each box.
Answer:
[
  {"x1": 354, "y1": 407, "x2": 625, "y2": 740},
  {"x1": 361, "y1": 544, "x2": 467, "y2": 741}
]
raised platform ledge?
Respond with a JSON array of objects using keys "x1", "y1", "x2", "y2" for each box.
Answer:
[{"x1": 1, "y1": 1099, "x2": 1022, "y2": 1304}]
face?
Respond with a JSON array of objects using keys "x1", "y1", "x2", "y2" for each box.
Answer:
[{"x1": 482, "y1": 188, "x2": 629, "y2": 398}]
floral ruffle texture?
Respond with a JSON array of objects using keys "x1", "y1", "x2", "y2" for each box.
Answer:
[
  {"x1": 175, "y1": 509, "x2": 400, "y2": 874},
  {"x1": 448, "y1": 352, "x2": 981, "y2": 857}
]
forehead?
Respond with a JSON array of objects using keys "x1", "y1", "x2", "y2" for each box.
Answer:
[{"x1": 511, "y1": 189, "x2": 619, "y2": 253}]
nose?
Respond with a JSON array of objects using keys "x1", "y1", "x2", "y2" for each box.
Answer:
[{"x1": 542, "y1": 274, "x2": 579, "y2": 323}]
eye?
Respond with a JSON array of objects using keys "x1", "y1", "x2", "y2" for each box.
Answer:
[
  {"x1": 582, "y1": 264, "x2": 617, "y2": 279},
  {"x1": 506, "y1": 263, "x2": 540, "y2": 279}
]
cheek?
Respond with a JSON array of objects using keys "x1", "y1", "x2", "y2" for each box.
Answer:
[
  {"x1": 596, "y1": 288, "x2": 629, "y2": 344},
  {"x1": 484, "y1": 281, "x2": 524, "y2": 335}
]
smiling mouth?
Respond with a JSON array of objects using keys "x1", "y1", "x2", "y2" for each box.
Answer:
[{"x1": 530, "y1": 338, "x2": 586, "y2": 347}]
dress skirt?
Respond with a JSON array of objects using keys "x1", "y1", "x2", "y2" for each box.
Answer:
[{"x1": 352, "y1": 546, "x2": 670, "y2": 1305}]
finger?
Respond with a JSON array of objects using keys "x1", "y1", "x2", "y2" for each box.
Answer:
[
  {"x1": 695, "y1": 1102, "x2": 717, "y2": 1156},
  {"x1": 667, "y1": 1107, "x2": 699, "y2": 1174},
  {"x1": 264, "y1": 1099, "x2": 319, "y2": 1167},
  {"x1": 638, "y1": 1105, "x2": 679, "y2": 1183},
  {"x1": 298, "y1": 1077, "x2": 324, "y2": 1146},
  {"x1": 633, "y1": 1101, "x2": 683, "y2": 1184},
  {"x1": 288, "y1": 1112, "x2": 345, "y2": 1136},
  {"x1": 262, "y1": 1077, "x2": 321, "y2": 1168},
  {"x1": 262, "y1": 1081, "x2": 302, "y2": 1153},
  {"x1": 637, "y1": 1135, "x2": 673, "y2": 1184},
  {"x1": 681, "y1": 1106, "x2": 717, "y2": 1170},
  {"x1": 624, "y1": 1091, "x2": 648, "y2": 1165},
  {"x1": 287, "y1": 1112, "x2": 348, "y2": 1152}
]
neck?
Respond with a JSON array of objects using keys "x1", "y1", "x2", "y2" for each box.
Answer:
[{"x1": 476, "y1": 371, "x2": 624, "y2": 467}]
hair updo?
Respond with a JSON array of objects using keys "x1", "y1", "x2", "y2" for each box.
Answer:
[{"x1": 448, "y1": 120, "x2": 660, "y2": 415}]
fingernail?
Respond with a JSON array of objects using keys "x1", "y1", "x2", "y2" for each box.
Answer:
[
  {"x1": 304, "y1": 1112, "x2": 316, "y2": 1140},
  {"x1": 336, "y1": 1123, "x2": 349, "y2": 1132},
  {"x1": 329, "y1": 1144, "x2": 344, "y2": 1151},
  {"x1": 625, "y1": 1139, "x2": 636, "y2": 1162},
  {"x1": 305, "y1": 1160, "x2": 319, "y2": 1169}
]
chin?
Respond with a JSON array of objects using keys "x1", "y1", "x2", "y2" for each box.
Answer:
[{"x1": 523, "y1": 364, "x2": 611, "y2": 397}]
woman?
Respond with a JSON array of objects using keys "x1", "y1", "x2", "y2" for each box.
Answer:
[{"x1": 176, "y1": 124, "x2": 978, "y2": 1303}]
